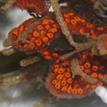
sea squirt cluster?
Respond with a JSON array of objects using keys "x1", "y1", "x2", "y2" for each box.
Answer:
[{"x1": 7, "y1": 9, "x2": 107, "y2": 98}]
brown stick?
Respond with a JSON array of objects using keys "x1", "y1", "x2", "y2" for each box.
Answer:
[
  {"x1": 50, "y1": 0, "x2": 76, "y2": 46},
  {"x1": 71, "y1": 58, "x2": 97, "y2": 84},
  {"x1": 60, "y1": 39, "x2": 95, "y2": 60},
  {"x1": 20, "y1": 56, "x2": 40, "y2": 67},
  {"x1": 1, "y1": 47, "x2": 16, "y2": 56},
  {"x1": 50, "y1": 0, "x2": 99, "y2": 84},
  {"x1": 0, "y1": 70, "x2": 22, "y2": 86},
  {"x1": 50, "y1": 0, "x2": 96, "y2": 50}
]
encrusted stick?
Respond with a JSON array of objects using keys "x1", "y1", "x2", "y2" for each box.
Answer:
[
  {"x1": 0, "y1": 71, "x2": 22, "y2": 86},
  {"x1": 50, "y1": 0, "x2": 96, "y2": 51},
  {"x1": 1, "y1": 47, "x2": 16, "y2": 56},
  {"x1": 71, "y1": 58, "x2": 97, "y2": 84},
  {"x1": 50, "y1": 0, "x2": 76, "y2": 46},
  {"x1": 20, "y1": 56, "x2": 40, "y2": 67}
]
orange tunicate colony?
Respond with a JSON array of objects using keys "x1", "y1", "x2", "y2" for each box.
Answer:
[
  {"x1": 46, "y1": 59, "x2": 101, "y2": 98},
  {"x1": 42, "y1": 50, "x2": 60, "y2": 61},
  {"x1": 10, "y1": 11, "x2": 107, "y2": 54},
  {"x1": 79, "y1": 51, "x2": 107, "y2": 81},
  {"x1": 15, "y1": 0, "x2": 49, "y2": 15},
  {"x1": 63, "y1": 12, "x2": 107, "y2": 39},
  {"x1": 9, "y1": 11, "x2": 107, "y2": 98},
  {"x1": 10, "y1": 17, "x2": 60, "y2": 52}
]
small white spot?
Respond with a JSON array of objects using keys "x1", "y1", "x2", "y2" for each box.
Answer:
[
  {"x1": 60, "y1": 3, "x2": 68, "y2": 7},
  {"x1": 49, "y1": 6, "x2": 54, "y2": 12}
]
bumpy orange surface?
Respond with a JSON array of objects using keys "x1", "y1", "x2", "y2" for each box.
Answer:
[
  {"x1": 9, "y1": 11, "x2": 107, "y2": 54},
  {"x1": 10, "y1": 17, "x2": 60, "y2": 52},
  {"x1": 9, "y1": 10, "x2": 107, "y2": 98},
  {"x1": 79, "y1": 51, "x2": 107, "y2": 81},
  {"x1": 15, "y1": 0, "x2": 49, "y2": 15},
  {"x1": 46, "y1": 59, "x2": 101, "y2": 98}
]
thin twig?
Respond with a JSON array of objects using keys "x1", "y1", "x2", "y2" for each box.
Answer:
[
  {"x1": 50, "y1": 0, "x2": 96, "y2": 50},
  {"x1": 71, "y1": 58, "x2": 97, "y2": 84},
  {"x1": 60, "y1": 39, "x2": 95, "y2": 60},
  {"x1": 50, "y1": 0, "x2": 99, "y2": 84},
  {"x1": 50, "y1": 0, "x2": 76, "y2": 46},
  {"x1": 1, "y1": 47, "x2": 16, "y2": 56},
  {"x1": 20, "y1": 56, "x2": 40, "y2": 67},
  {"x1": 0, "y1": 70, "x2": 22, "y2": 86}
]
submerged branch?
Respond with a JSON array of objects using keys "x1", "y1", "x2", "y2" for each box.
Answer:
[
  {"x1": 0, "y1": 70, "x2": 22, "y2": 86},
  {"x1": 60, "y1": 39, "x2": 95, "y2": 60},
  {"x1": 50, "y1": 0, "x2": 76, "y2": 46},
  {"x1": 50, "y1": 0, "x2": 96, "y2": 52},
  {"x1": 20, "y1": 56, "x2": 40, "y2": 67},
  {"x1": 1, "y1": 47, "x2": 16, "y2": 56},
  {"x1": 71, "y1": 58, "x2": 97, "y2": 84}
]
